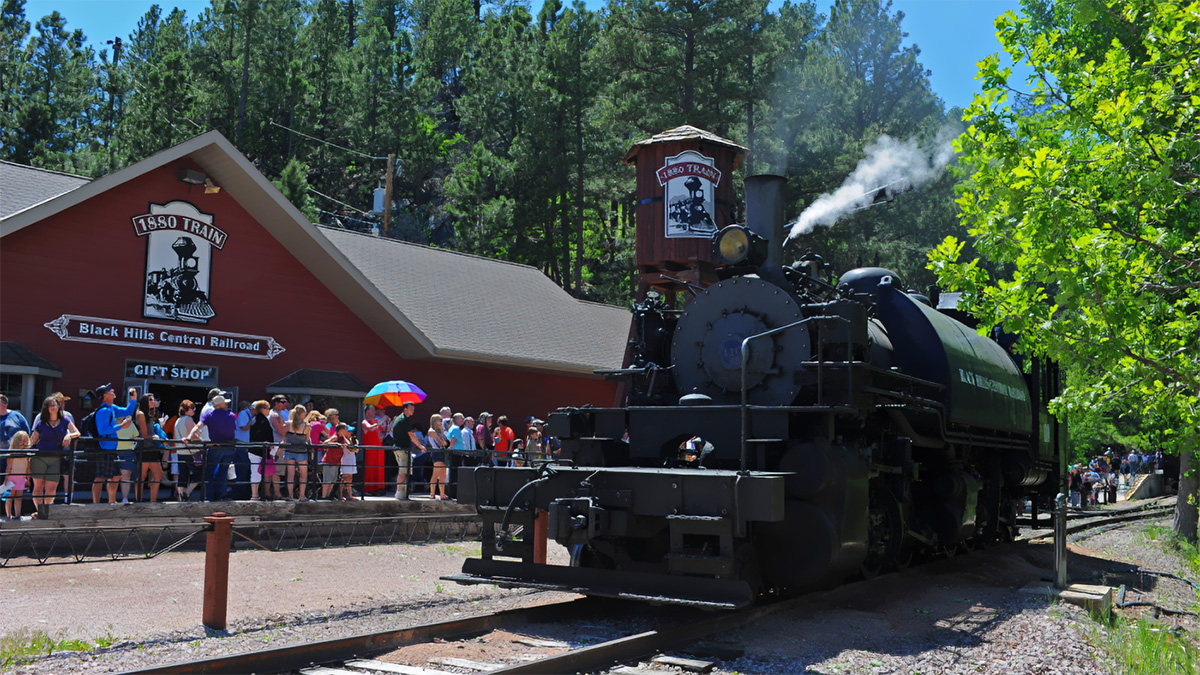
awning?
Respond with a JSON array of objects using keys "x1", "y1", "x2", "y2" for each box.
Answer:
[
  {"x1": 0, "y1": 341, "x2": 63, "y2": 377},
  {"x1": 266, "y1": 369, "x2": 368, "y2": 399}
]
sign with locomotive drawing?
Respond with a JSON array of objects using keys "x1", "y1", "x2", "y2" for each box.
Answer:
[
  {"x1": 657, "y1": 150, "x2": 722, "y2": 238},
  {"x1": 131, "y1": 201, "x2": 227, "y2": 324}
]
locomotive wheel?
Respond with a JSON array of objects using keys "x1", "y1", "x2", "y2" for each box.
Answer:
[{"x1": 860, "y1": 489, "x2": 903, "y2": 580}]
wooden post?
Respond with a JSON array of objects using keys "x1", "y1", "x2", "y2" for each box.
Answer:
[
  {"x1": 533, "y1": 510, "x2": 548, "y2": 564},
  {"x1": 382, "y1": 153, "x2": 395, "y2": 233},
  {"x1": 203, "y1": 512, "x2": 235, "y2": 630}
]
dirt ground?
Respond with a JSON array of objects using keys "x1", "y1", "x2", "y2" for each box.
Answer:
[{"x1": 4, "y1": 515, "x2": 1197, "y2": 674}]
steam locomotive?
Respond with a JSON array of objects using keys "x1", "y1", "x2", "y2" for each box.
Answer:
[{"x1": 449, "y1": 175, "x2": 1063, "y2": 609}]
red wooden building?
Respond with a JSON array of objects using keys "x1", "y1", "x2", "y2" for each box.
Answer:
[{"x1": 0, "y1": 132, "x2": 628, "y2": 429}]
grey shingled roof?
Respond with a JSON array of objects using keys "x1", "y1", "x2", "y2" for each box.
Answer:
[
  {"x1": 1, "y1": 341, "x2": 62, "y2": 372},
  {"x1": 0, "y1": 161, "x2": 90, "y2": 220},
  {"x1": 320, "y1": 227, "x2": 630, "y2": 373}
]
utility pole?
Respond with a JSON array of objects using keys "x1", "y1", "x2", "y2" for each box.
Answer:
[{"x1": 383, "y1": 153, "x2": 395, "y2": 234}]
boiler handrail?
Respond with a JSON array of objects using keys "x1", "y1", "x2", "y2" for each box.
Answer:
[{"x1": 739, "y1": 315, "x2": 849, "y2": 471}]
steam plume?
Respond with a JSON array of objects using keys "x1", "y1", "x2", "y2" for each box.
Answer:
[{"x1": 787, "y1": 130, "x2": 956, "y2": 238}]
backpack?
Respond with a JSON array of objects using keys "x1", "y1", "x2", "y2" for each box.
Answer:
[{"x1": 78, "y1": 410, "x2": 100, "y2": 448}]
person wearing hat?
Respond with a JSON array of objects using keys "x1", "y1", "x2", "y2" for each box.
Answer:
[
  {"x1": 186, "y1": 394, "x2": 237, "y2": 501},
  {"x1": 91, "y1": 384, "x2": 139, "y2": 504}
]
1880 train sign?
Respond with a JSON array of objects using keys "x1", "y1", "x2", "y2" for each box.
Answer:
[
  {"x1": 131, "y1": 201, "x2": 226, "y2": 324},
  {"x1": 657, "y1": 150, "x2": 722, "y2": 238}
]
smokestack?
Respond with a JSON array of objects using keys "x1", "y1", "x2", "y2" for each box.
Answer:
[{"x1": 744, "y1": 174, "x2": 787, "y2": 287}]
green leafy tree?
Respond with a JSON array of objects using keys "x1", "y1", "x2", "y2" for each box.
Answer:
[{"x1": 928, "y1": 0, "x2": 1200, "y2": 538}]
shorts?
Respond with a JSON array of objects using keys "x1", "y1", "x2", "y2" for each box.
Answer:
[
  {"x1": 117, "y1": 453, "x2": 136, "y2": 473},
  {"x1": 393, "y1": 449, "x2": 411, "y2": 472},
  {"x1": 248, "y1": 454, "x2": 263, "y2": 483},
  {"x1": 283, "y1": 450, "x2": 309, "y2": 464},
  {"x1": 30, "y1": 456, "x2": 60, "y2": 481},
  {"x1": 6, "y1": 475, "x2": 26, "y2": 491},
  {"x1": 430, "y1": 452, "x2": 446, "y2": 464},
  {"x1": 321, "y1": 464, "x2": 340, "y2": 484},
  {"x1": 340, "y1": 451, "x2": 356, "y2": 476},
  {"x1": 92, "y1": 451, "x2": 117, "y2": 479}
]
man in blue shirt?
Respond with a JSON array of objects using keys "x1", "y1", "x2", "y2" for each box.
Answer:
[
  {"x1": 0, "y1": 394, "x2": 30, "y2": 449},
  {"x1": 186, "y1": 395, "x2": 237, "y2": 501},
  {"x1": 91, "y1": 384, "x2": 139, "y2": 504}
]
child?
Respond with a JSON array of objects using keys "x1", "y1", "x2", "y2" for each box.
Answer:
[
  {"x1": 336, "y1": 424, "x2": 358, "y2": 501},
  {"x1": 319, "y1": 424, "x2": 344, "y2": 500},
  {"x1": 263, "y1": 445, "x2": 281, "y2": 500},
  {"x1": 321, "y1": 422, "x2": 352, "y2": 497},
  {"x1": 5, "y1": 431, "x2": 31, "y2": 520}
]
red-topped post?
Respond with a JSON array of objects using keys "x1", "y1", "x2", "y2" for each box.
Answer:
[{"x1": 203, "y1": 511, "x2": 235, "y2": 630}]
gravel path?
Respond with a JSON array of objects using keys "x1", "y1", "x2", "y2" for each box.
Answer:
[
  {"x1": 3, "y1": 514, "x2": 1197, "y2": 674},
  {"x1": 4, "y1": 541, "x2": 576, "y2": 674}
]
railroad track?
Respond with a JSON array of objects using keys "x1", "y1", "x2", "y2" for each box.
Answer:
[
  {"x1": 123, "y1": 499, "x2": 1179, "y2": 675},
  {"x1": 123, "y1": 589, "x2": 807, "y2": 675}
]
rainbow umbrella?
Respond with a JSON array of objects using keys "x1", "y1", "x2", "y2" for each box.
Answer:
[{"x1": 364, "y1": 380, "x2": 428, "y2": 408}]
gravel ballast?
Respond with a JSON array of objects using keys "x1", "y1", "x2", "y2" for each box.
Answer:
[{"x1": 4, "y1": 514, "x2": 1198, "y2": 673}]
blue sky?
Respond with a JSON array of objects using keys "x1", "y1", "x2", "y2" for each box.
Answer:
[{"x1": 24, "y1": 0, "x2": 1021, "y2": 111}]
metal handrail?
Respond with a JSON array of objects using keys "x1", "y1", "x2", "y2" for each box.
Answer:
[{"x1": 739, "y1": 315, "x2": 850, "y2": 471}]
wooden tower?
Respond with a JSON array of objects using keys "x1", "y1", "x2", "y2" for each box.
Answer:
[{"x1": 623, "y1": 125, "x2": 749, "y2": 302}]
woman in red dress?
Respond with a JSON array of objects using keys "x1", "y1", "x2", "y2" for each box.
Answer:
[{"x1": 360, "y1": 404, "x2": 387, "y2": 494}]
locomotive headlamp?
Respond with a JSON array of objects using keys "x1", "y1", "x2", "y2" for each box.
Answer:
[{"x1": 713, "y1": 225, "x2": 767, "y2": 266}]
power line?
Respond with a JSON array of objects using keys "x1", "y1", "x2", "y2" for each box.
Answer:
[
  {"x1": 307, "y1": 185, "x2": 371, "y2": 215},
  {"x1": 269, "y1": 120, "x2": 387, "y2": 161}
]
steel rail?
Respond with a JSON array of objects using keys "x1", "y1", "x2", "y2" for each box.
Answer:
[{"x1": 120, "y1": 597, "x2": 592, "y2": 675}]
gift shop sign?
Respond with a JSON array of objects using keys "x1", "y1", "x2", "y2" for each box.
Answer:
[
  {"x1": 44, "y1": 314, "x2": 286, "y2": 360},
  {"x1": 125, "y1": 359, "x2": 219, "y2": 386}
]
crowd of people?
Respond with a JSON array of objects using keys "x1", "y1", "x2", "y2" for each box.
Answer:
[
  {"x1": 1067, "y1": 448, "x2": 1165, "y2": 508},
  {"x1": 0, "y1": 384, "x2": 562, "y2": 520}
]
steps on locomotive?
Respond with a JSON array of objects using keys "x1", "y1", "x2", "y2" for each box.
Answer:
[{"x1": 664, "y1": 513, "x2": 735, "y2": 576}]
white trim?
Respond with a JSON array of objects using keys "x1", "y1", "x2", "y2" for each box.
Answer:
[{"x1": 0, "y1": 364, "x2": 63, "y2": 377}]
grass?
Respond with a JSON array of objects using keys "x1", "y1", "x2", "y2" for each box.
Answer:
[
  {"x1": 0, "y1": 627, "x2": 116, "y2": 668},
  {"x1": 1106, "y1": 618, "x2": 1198, "y2": 675},
  {"x1": 1093, "y1": 523, "x2": 1200, "y2": 674}
]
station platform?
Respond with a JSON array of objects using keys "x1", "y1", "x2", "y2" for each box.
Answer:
[
  {"x1": 0, "y1": 494, "x2": 481, "y2": 565},
  {"x1": 2, "y1": 493, "x2": 475, "y2": 529}
]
